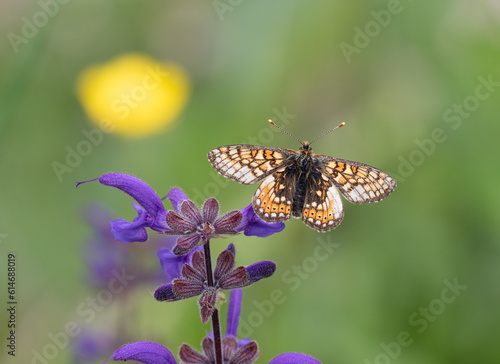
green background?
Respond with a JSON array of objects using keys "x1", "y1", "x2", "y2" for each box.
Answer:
[{"x1": 1, "y1": 1, "x2": 499, "y2": 363}]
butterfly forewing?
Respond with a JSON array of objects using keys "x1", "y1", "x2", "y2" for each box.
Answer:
[
  {"x1": 321, "y1": 157, "x2": 397, "y2": 204},
  {"x1": 252, "y1": 167, "x2": 296, "y2": 222},
  {"x1": 302, "y1": 171, "x2": 344, "y2": 231},
  {"x1": 208, "y1": 145, "x2": 293, "y2": 185}
]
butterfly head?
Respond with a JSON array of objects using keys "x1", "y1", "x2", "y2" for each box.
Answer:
[{"x1": 299, "y1": 141, "x2": 313, "y2": 154}]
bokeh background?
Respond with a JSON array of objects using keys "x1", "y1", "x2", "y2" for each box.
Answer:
[{"x1": 1, "y1": 1, "x2": 500, "y2": 363}]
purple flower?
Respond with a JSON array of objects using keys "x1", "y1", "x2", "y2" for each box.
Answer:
[
  {"x1": 269, "y1": 353, "x2": 323, "y2": 364},
  {"x1": 238, "y1": 204, "x2": 285, "y2": 237},
  {"x1": 163, "y1": 198, "x2": 242, "y2": 255},
  {"x1": 75, "y1": 173, "x2": 171, "y2": 243},
  {"x1": 154, "y1": 244, "x2": 276, "y2": 324},
  {"x1": 75, "y1": 173, "x2": 284, "y2": 244},
  {"x1": 104, "y1": 341, "x2": 177, "y2": 364},
  {"x1": 157, "y1": 247, "x2": 200, "y2": 283}
]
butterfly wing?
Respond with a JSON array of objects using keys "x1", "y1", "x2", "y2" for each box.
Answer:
[
  {"x1": 301, "y1": 169, "x2": 344, "y2": 232},
  {"x1": 320, "y1": 156, "x2": 397, "y2": 204},
  {"x1": 208, "y1": 145, "x2": 294, "y2": 185},
  {"x1": 252, "y1": 167, "x2": 297, "y2": 222}
]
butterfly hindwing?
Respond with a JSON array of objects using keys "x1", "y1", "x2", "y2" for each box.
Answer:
[
  {"x1": 252, "y1": 167, "x2": 296, "y2": 222},
  {"x1": 321, "y1": 157, "x2": 397, "y2": 204},
  {"x1": 302, "y1": 170, "x2": 344, "y2": 231},
  {"x1": 208, "y1": 145, "x2": 294, "y2": 185}
]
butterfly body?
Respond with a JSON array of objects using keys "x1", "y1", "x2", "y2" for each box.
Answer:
[
  {"x1": 284, "y1": 142, "x2": 317, "y2": 218},
  {"x1": 208, "y1": 140, "x2": 396, "y2": 232}
]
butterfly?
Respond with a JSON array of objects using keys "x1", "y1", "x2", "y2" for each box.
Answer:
[{"x1": 207, "y1": 121, "x2": 396, "y2": 232}]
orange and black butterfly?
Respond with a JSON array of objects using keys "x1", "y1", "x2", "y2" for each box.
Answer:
[{"x1": 207, "y1": 121, "x2": 396, "y2": 232}]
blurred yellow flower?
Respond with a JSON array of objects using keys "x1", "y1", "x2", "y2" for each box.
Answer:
[{"x1": 76, "y1": 53, "x2": 190, "y2": 138}]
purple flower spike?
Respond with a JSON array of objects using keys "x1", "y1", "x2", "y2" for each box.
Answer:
[
  {"x1": 153, "y1": 245, "x2": 276, "y2": 326},
  {"x1": 237, "y1": 204, "x2": 285, "y2": 237},
  {"x1": 75, "y1": 173, "x2": 170, "y2": 243},
  {"x1": 107, "y1": 341, "x2": 177, "y2": 364},
  {"x1": 269, "y1": 352, "x2": 323, "y2": 364}
]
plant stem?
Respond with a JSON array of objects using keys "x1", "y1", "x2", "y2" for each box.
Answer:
[
  {"x1": 203, "y1": 240, "x2": 223, "y2": 364},
  {"x1": 212, "y1": 309, "x2": 223, "y2": 363}
]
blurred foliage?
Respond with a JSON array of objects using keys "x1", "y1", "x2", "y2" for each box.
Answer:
[{"x1": 1, "y1": 0, "x2": 500, "y2": 363}]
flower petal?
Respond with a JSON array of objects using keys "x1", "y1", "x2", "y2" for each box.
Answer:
[
  {"x1": 166, "y1": 211, "x2": 197, "y2": 232},
  {"x1": 218, "y1": 267, "x2": 248, "y2": 290},
  {"x1": 202, "y1": 198, "x2": 219, "y2": 224},
  {"x1": 237, "y1": 204, "x2": 285, "y2": 237},
  {"x1": 214, "y1": 249, "x2": 235, "y2": 281},
  {"x1": 179, "y1": 344, "x2": 211, "y2": 364},
  {"x1": 109, "y1": 218, "x2": 148, "y2": 243},
  {"x1": 202, "y1": 337, "x2": 216, "y2": 362},
  {"x1": 222, "y1": 336, "x2": 238, "y2": 360},
  {"x1": 269, "y1": 353, "x2": 323, "y2": 364},
  {"x1": 180, "y1": 200, "x2": 203, "y2": 225},
  {"x1": 110, "y1": 341, "x2": 177, "y2": 364},
  {"x1": 157, "y1": 248, "x2": 191, "y2": 282},
  {"x1": 182, "y1": 263, "x2": 206, "y2": 282},
  {"x1": 173, "y1": 278, "x2": 204, "y2": 298},
  {"x1": 226, "y1": 289, "x2": 243, "y2": 337},
  {"x1": 191, "y1": 250, "x2": 206, "y2": 276},
  {"x1": 231, "y1": 341, "x2": 260, "y2": 364},
  {"x1": 176, "y1": 234, "x2": 202, "y2": 251},
  {"x1": 214, "y1": 210, "x2": 242, "y2": 234},
  {"x1": 167, "y1": 187, "x2": 189, "y2": 212}
]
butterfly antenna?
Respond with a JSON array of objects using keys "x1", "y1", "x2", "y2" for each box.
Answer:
[
  {"x1": 309, "y1": 122, "x2": 346, "y2": 145},
  {"x1": 268, "y1": 119, "x2": 302, "y2": 144}
]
